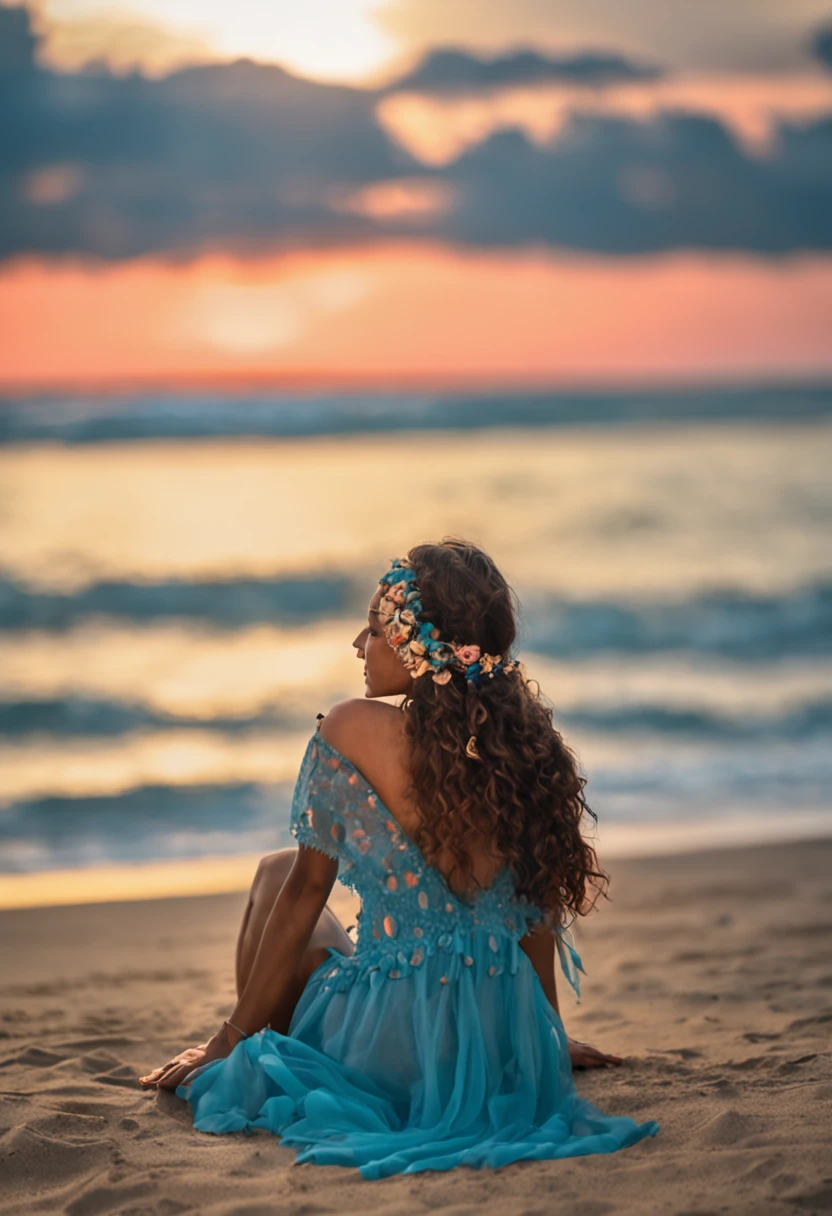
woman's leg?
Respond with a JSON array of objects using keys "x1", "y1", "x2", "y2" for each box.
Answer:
[{"x1": 234, "y1": 848, "x2": 355, "y2": 1033}]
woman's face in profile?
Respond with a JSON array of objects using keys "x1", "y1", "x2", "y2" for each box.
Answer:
[{"x1": 353, "y1": 589, "x2": 413, "y2": 698}]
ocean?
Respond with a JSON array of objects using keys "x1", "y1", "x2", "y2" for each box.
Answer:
[{"x1": 1, "y1": 383, "x2": 831, "y2": 900}]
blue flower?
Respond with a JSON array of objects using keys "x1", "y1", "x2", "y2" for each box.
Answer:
[{"x1": 465, "y1": 662, "x2": 483, "y2": 687}]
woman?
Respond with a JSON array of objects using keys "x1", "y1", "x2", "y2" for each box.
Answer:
[{"x1": 140, "y1": 539, "x2": 660, "y2": 1177}]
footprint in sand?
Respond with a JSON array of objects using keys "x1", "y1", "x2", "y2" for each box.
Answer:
[{"x1": 1, "y1": 1124, "x2": 112, "y2": 1193}]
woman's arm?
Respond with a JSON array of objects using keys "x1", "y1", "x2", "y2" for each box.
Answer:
[
  {"x1": 519, "y1": 927, "x2": 560, "y2": 1015},
  {"x1": 520, "y1": 925, "x2": 624, "y2": 1070},
  {"x1": 140, "y1": 847, "x2": 338, "y2": 1089},
  {"x1": 230, "y1": 847, "x2": 338, "y2": 1035}
]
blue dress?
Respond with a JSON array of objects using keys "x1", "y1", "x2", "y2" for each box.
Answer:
[{"x1": 176, "y1": 725, "x2": 660, "y2": 1178}]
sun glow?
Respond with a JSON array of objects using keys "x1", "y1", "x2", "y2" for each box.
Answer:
[
  {"x1": 173, "y1": 269, "x2": 370, "y2": 356},
  {"x1": 35, "y1": 0, "x2": 399, "y2": 82}
]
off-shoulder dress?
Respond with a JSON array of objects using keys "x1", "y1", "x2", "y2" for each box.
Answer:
[{"x1": 175, "y1": 720, "x2": 660, "y2": 1178}]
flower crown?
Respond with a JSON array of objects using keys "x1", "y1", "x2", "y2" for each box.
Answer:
[{"x1": 375, "y1": 555, "x2": 525, "y2": 688}]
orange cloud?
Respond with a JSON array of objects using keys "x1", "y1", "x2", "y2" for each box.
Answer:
[{"x1": 377, "y1": 73, "x2": 832, "y2": 164}]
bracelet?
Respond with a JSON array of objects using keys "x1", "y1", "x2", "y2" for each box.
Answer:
[{"x1": 223, "y1": 1018, "x2": 250, "y2": 1041}]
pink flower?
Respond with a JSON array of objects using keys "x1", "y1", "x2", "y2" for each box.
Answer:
[
  {"x1": 452, "y1": 644, "x2": 481, "y2": 665},
  {"x1": 389, "y1": 582, "x2": 407, "y2": 605}
]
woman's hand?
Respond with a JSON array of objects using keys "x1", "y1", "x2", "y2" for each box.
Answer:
[
  {"x1": 567, "y1": 1035, "x2": 624, "y2": 1070},
  {"x1": 139, "y1": 1022, "x2": 242, "y2": 1091}
]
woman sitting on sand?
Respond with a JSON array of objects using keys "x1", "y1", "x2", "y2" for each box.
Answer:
[{"x1": 140, "y1": 538, "x2": 660, "y2": 1178}]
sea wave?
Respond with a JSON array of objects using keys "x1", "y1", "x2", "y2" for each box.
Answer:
[
  {"x1": 2, "y1": 693, "x2": 831, "y2": 742},
  {"x1": 0, "y1": 572, "x2": 360, "y2": 631},
  {"x1": 0, "y1": 781, "x2": 294, "y2": 873},
  {"x1": 1, "y1": 382, "x2": 830, "y2": 445},
  {"x1": 1, "y1": 741, "x2": 829, "y2": 874},
  {"x1": 521, "y1": 580, "x2": 832, "y2": 660},
  {"x1": 2, "y1": 570, "x2": 830, "y2": 660}
]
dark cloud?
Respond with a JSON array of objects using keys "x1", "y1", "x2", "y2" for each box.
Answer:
[
  {"x1": 1, "y1": 5, "x2": 831, "y2": 261},
  {"x1": 811, "y1": 22, "x2": 832, "y2": 70},
  {"x1": 435, "y1": 112, "x2": 832, "y2": 255},
  {"x1": 377, "y1": 45, "x2": 664, "y2": 95},
  {"x1": 0, "y1": 7, "x2": 420, "y2": 260},
  {"x1": 0, "y1": 3, "x2": 37, "y2": 73}
]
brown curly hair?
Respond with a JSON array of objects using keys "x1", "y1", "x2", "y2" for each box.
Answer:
[{"x1": 396, "y1": 537, "x2": 609, "y2": 933}]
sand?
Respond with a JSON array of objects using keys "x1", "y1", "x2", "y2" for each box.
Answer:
[{"x1": 2, "y1": 835, "x2": 831, "y2": 1215}]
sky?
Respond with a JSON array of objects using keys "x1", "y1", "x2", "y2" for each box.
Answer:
[{"x1": 2, "y1": 0, "x2": 832, "y2": 389}]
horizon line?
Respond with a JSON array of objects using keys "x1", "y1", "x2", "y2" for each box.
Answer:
[{"x1": 3, "y1": 368, "x2": 832, "y2": 400}]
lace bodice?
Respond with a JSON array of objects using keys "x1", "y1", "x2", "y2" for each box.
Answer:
[{"x1": 288, "y1": 723, "x2": 585, "y2": 1001}]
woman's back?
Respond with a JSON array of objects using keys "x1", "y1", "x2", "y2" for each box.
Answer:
[
  {"x1": 317, "y1": 699, "x2": 507, "y2": 898},
  {"x1": 291, "y1": 711, "x2": 545, "y2": 971}
]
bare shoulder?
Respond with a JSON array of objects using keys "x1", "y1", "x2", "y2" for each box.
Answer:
[
  {"x1": 317, "y1": 698, "x2": 410, "y2": 803},
  {"x1": 318, "y1": 698, "x2": 405, "y2": 763}
]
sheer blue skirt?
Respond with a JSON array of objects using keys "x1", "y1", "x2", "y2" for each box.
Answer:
[{"x1": 176, "y1": 937, "x2": 659, "y2": 1179}]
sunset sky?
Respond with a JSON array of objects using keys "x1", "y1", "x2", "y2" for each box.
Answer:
[{"x1": 3, "y1": 0, "x2": 832, "y2": 389}]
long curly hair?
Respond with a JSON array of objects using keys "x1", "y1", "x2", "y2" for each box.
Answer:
[{"x1": 396, "y1": 537, "x2": 609, "y2": 932}]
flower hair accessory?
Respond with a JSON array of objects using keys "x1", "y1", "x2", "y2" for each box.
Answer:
[{"x1": 375, "y1": 555, "x2": 526, "y2": 688}]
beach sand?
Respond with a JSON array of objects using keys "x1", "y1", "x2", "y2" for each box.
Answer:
[{"x1": 2, "y1": 835, "x2": 831, "y2": 1215}]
